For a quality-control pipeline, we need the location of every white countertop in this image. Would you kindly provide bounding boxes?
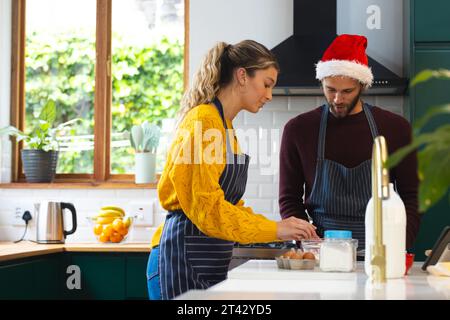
[177,260,450,300]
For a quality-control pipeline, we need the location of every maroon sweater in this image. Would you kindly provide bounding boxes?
[279,105,421,248]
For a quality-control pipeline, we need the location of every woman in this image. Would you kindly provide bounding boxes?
[147,40,318,300]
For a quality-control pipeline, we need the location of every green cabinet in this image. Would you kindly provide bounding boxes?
[64,252,149,300]
[126,256,148,299]
[0,260,35,299]
[33,255,64,299]
[410,1,450,261]
[67,253,126,300]
[0,253,63,299]
[0,252,149,300]
[413,49,450,119]
[415,0,450,42]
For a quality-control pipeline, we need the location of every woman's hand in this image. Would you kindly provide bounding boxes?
[276,216,319,241]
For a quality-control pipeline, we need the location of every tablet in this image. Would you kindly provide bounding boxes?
[421,226,450,271]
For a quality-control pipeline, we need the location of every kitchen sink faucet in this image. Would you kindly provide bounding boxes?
[370,136,389,284]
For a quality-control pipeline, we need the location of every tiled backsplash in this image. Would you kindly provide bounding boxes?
[0,188,164,243]
[0,96,404,242]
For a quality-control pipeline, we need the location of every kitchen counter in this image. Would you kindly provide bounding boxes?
[0,241,151,262]
[177,260,450,300]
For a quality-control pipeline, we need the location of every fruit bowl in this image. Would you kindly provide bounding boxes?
[87,206,135,244]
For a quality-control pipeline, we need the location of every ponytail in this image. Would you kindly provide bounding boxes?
[177,42,228,126]
[177,40,279,126]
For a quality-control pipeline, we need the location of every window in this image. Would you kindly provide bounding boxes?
[10,0,187,185]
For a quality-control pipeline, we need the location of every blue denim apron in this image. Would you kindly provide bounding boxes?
[308,103,379,250]
[157,98,250,300]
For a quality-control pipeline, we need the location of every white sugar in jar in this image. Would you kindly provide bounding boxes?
[319,230,358,272]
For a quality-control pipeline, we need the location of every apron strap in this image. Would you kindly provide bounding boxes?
[212,97,235,163]
[362,103,379,139]
[317,105,329,160]
[213,97,227,129]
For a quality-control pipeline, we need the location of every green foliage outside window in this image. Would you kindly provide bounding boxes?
[25,32,183,174]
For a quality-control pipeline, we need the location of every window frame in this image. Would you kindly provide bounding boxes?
[8,0,189,187]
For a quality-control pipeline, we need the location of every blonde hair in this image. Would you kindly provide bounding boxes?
[177,40,279,125]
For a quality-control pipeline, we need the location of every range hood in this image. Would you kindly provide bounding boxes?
[271,0,408,96]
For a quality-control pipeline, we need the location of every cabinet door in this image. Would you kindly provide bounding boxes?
[0,254,62,299]
[411,49,450,260]
[0,261,34,299]
[32,254,63,299]
[68,254,126,300]
[415,0,450,42]
[413,49,450,119]
[126,255,148,299]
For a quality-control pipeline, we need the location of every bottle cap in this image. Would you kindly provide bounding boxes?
[324,230,352,239]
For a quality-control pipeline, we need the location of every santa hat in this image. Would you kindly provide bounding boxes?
[315,34,373,89]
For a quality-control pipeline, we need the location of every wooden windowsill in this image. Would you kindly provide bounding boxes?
[0,181,158,189]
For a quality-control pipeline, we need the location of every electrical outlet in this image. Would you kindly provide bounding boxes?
[13,206,33,226]
[129,200,155,227]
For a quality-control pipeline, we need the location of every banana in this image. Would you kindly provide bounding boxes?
[97,209,124,218]
[123,217,132,228]
[101,206,125,216]
[96,216,117,225]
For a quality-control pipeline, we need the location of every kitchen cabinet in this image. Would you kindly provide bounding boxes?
[0,253,63,299]
[67,253,127,300]
[413,49,450,120]
[33,254,65,299]
[64,252,149,300]
[414,0,450,42]
[0,252,149,300]
[126,256,149,299]
[409,1,450,261]
[0,259,35,299]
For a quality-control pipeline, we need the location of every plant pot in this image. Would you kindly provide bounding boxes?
[21,150,58,183]
[135,152,156,184]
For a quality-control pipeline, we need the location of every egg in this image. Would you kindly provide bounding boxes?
[282,250,296,258]
[291,251,304,259]
[303,252,316,260]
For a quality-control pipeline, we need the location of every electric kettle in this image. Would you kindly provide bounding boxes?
[35,201,77,243]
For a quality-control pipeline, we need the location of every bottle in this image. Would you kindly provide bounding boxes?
[365,183,406,278]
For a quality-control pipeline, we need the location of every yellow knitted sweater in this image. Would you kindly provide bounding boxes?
[151,103,277,247]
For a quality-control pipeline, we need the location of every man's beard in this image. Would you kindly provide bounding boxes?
[328,90,362,118]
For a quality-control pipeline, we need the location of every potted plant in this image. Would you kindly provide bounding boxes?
[130,121,161,184]
[0,100,81,183]
[386,69,450,212]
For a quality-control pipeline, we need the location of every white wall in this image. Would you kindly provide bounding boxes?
[337,0,404,76]
[189,0,293,81]
[0,188,162,243]
[0,0,405,242]
[190,0,405,80]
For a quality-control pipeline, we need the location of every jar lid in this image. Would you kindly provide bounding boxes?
[324,230,352,239]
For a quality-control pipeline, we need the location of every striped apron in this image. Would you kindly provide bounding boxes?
[308,103,379,250]
[159,98,250,300]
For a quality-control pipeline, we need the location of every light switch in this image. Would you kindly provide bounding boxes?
[129,200,155,226]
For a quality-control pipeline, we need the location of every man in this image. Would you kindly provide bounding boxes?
[279,34,420,250]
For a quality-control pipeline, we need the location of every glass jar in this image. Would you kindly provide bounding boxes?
[319,230,358,272]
